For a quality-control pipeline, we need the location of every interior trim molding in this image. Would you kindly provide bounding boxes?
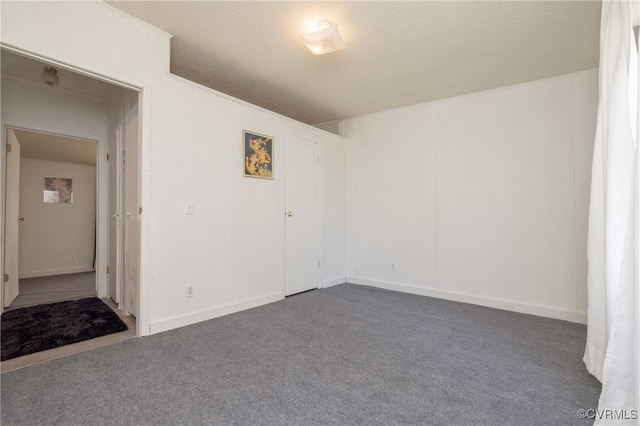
[322,276,346,288]
[149,291,284,334]
[347,276,587,324]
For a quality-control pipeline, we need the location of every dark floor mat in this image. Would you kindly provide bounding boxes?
[1,297,127,361]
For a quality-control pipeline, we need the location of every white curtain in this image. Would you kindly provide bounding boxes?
[584,0,640,423]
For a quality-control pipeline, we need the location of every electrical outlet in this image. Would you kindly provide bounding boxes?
[391,263,396,272]
[185,285,195,298]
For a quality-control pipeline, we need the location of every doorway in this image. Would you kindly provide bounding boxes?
[3,128,98,309]
[284,134,321,296]
[1,49,142,347]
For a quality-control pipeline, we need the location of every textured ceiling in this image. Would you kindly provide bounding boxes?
[14,129,97,166]
[110,1,600,125]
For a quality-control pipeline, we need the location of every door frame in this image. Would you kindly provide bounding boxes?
[0,122,103,311]
[283,132,322,296]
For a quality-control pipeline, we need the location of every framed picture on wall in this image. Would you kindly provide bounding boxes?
[243,130,273,180]
[44,177,73,203]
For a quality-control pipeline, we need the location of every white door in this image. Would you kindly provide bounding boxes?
[123,107,139,316]
[107,126,122,303]
[285,134,320,296]
[3,130,21,307]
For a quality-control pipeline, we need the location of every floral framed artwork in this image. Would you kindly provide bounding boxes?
[243,130,273,179]
[44,177,73,204]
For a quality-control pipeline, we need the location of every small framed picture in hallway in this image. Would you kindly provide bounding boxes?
[243,130,273,180]
[44,177,73,204]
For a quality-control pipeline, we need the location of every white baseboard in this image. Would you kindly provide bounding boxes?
[149,291,284,334]
[347,276,587,324]
[322,276,346,288]
[19,266,95,279]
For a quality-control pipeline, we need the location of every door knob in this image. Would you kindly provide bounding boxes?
[287,211,293,217]
[18,216,26,222]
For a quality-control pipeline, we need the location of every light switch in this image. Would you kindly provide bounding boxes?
[185,202,194,215]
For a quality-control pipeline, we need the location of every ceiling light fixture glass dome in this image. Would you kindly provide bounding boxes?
[299,20,345,55]
[40,66,60,86]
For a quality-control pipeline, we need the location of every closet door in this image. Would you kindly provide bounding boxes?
[284,134,320,296]
[123,106,139,316]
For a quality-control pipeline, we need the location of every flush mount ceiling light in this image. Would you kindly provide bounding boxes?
[299,20,345,55]
[40,66,60,86]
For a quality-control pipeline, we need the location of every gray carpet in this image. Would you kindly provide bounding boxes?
[9,272,96,310]
[1,284,600,425]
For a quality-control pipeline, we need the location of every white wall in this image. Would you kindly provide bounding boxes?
[1,1,346,334]
[344,70,598,323]
[1,74,105,139]
[148,76,346,332]
[18,158,96,278]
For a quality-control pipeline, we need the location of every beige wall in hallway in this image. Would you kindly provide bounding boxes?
[19,158,97,278]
